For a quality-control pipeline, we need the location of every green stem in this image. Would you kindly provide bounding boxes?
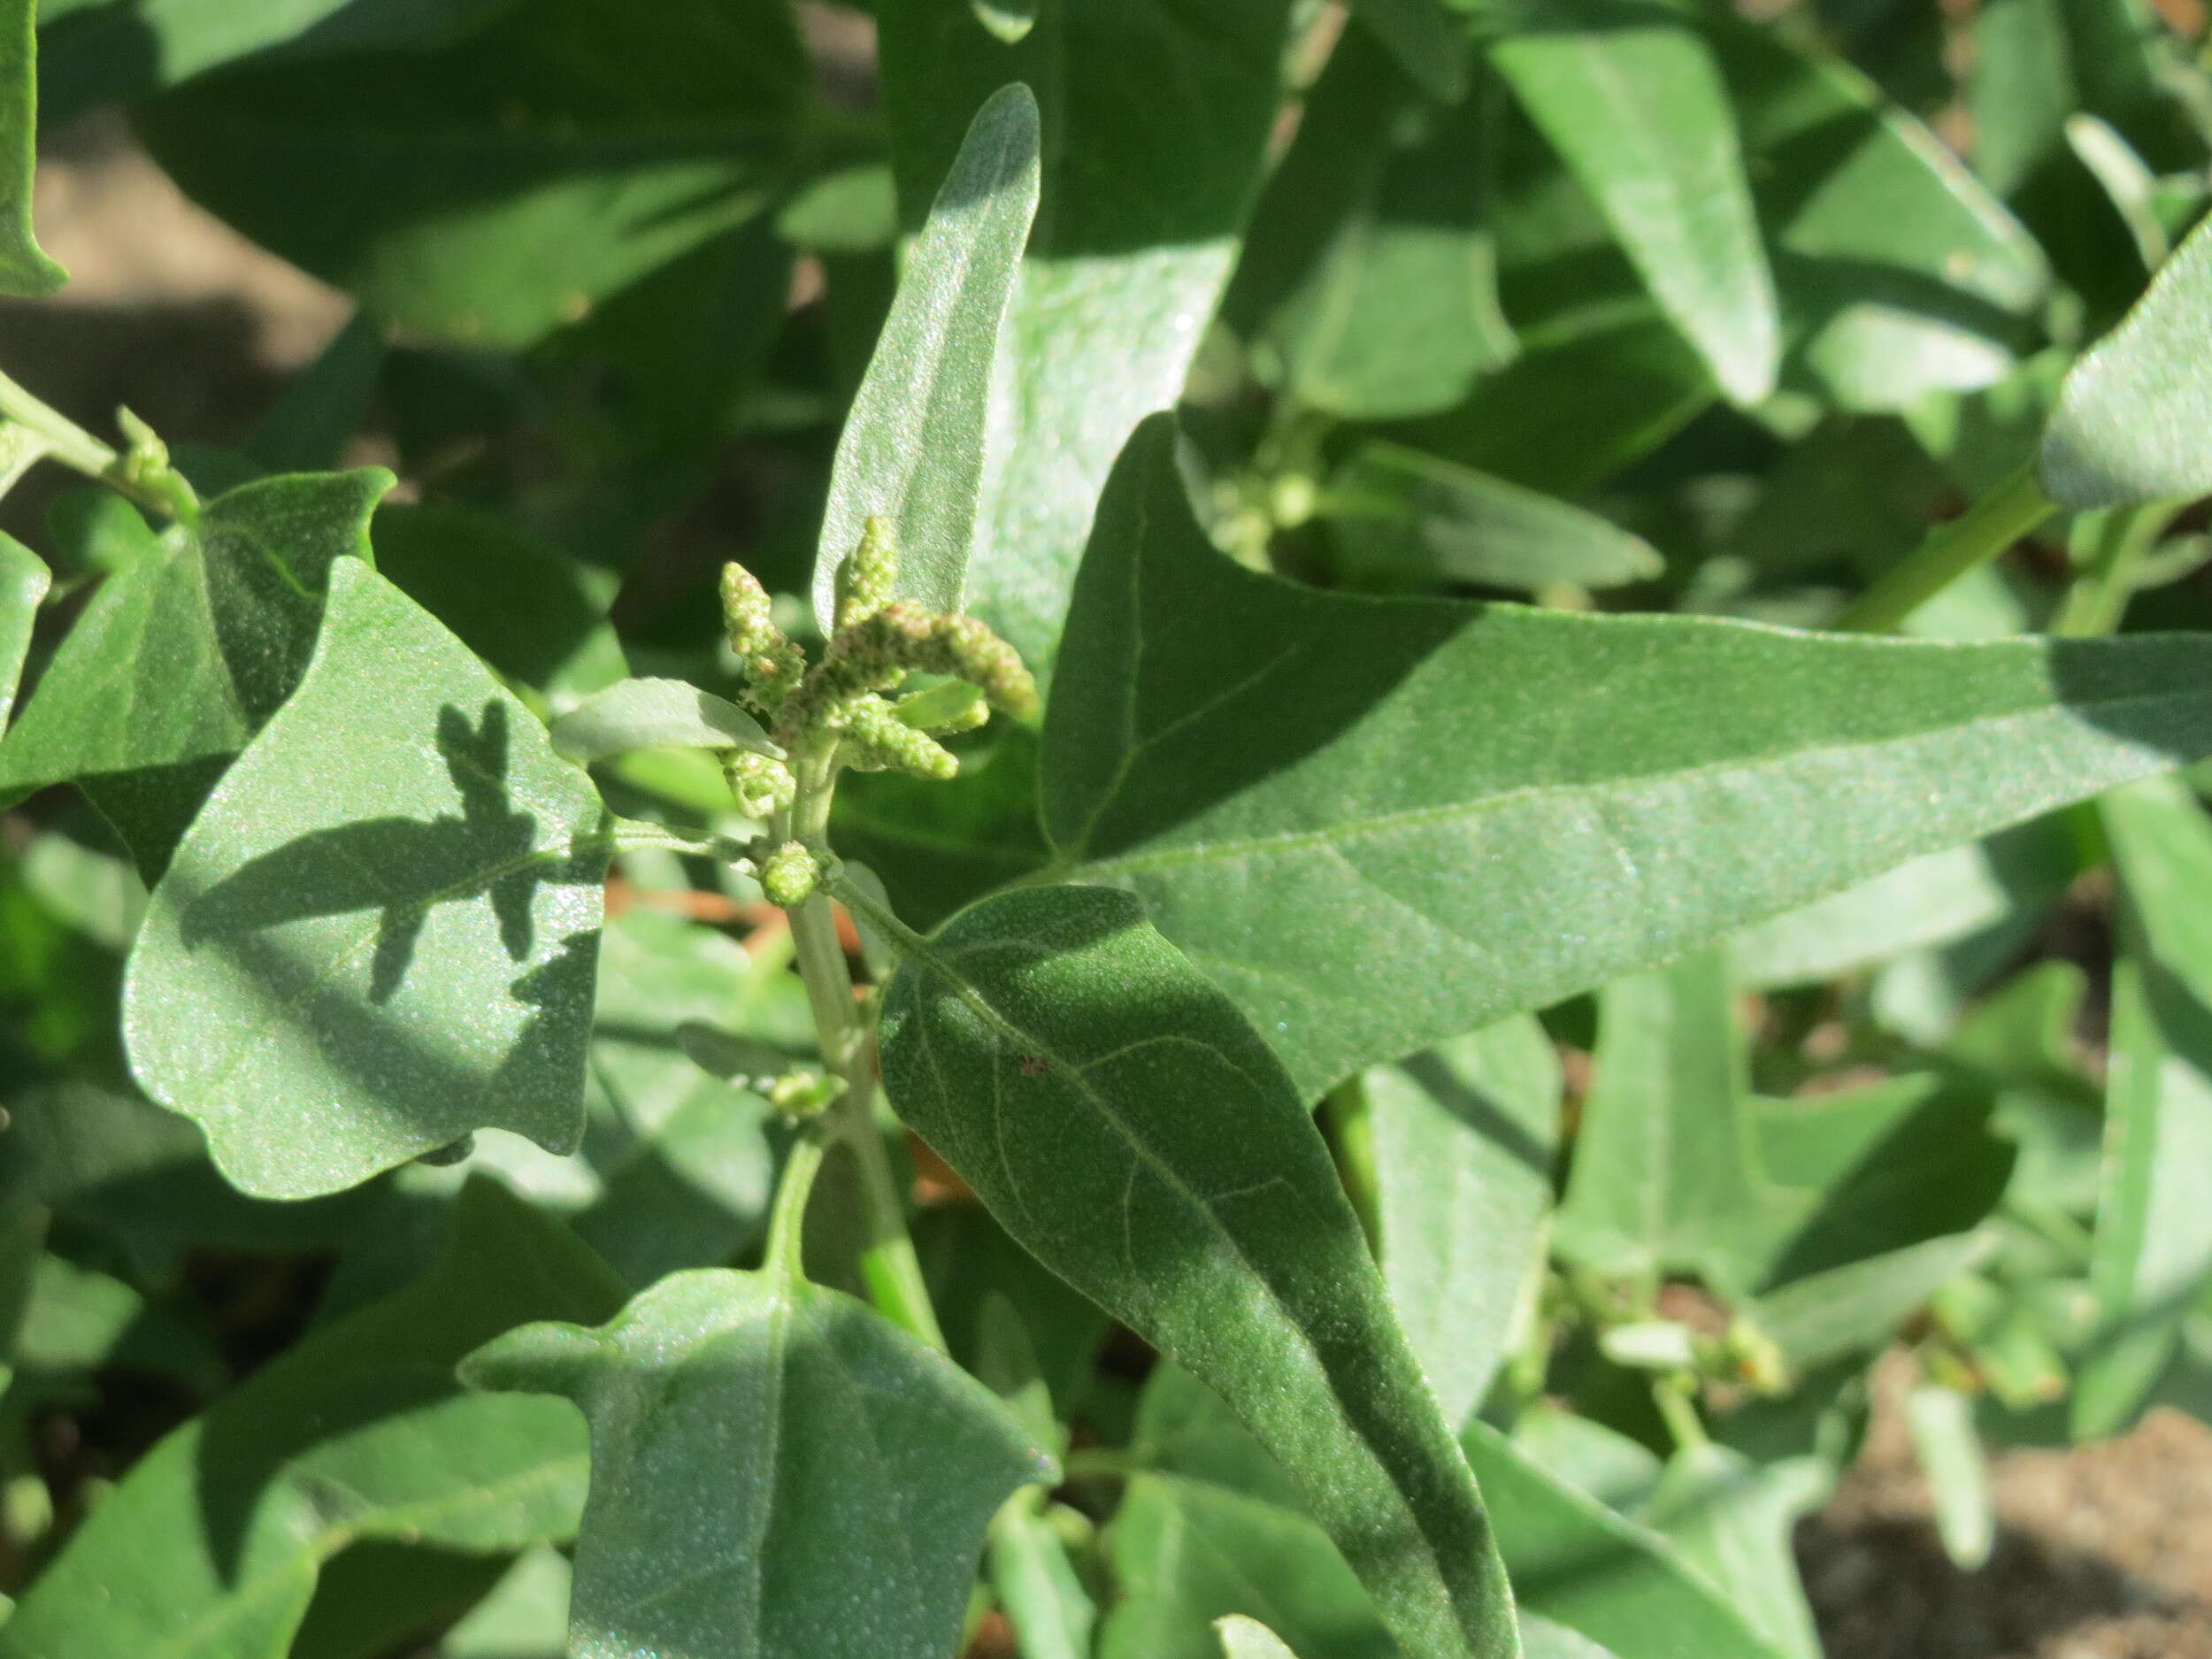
[2052,503,2176,638]
[763,1125,830,1281]
[779,741,948,1351]
[0,367,197,522]
[1835,461,2055,634]
[1651,1376,1710,1452]
[1320,1078,1382,1255]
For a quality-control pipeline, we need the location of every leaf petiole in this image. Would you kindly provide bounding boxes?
[1834,460,2055,633]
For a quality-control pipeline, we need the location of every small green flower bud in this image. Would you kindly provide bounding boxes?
[760,840,821,909]
[766,1069,847,1119]
[892,679,989,735]
[723,750,796,818]
[838,694,958,780]
[720,562,809,715]
[834,514,901,631]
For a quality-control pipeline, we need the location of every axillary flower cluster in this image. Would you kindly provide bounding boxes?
[718,514,1039,910]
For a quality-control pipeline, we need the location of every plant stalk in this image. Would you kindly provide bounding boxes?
[1835,461,2055,634]
[0,365,197,521]
[763,1124,830,1281]
[2052,503,2177,637]
[779,741,948,1350]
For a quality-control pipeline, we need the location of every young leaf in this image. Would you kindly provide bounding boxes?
[1461,1420,1785,1659]
[872,0,1294,672]
[877,884,1520,1659]
[992,1500,1097,1659]
[462,1267,1053,1659]
[0,1179,626,1659]
[550,678,774,765]
[0,534,46,728]
[1481,0,1779,404]
[124,559,609,1199]
[1363,1017,1561,1426]
[1225,26,1512,421]
[2078,775,2212,1432]
[0,0,62,296]
[2040,213,2212,508]
[136,0,806,348]
[1045,414,2212,1098]
[1218,1616,1304,1659]
[810,83,1041,631]
[1326,442,1662,593]
[1554,951,1762,1290]
[0,469,392,876]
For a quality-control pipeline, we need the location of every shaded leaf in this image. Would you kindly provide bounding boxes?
[810,83,1041,629]
[550,678,773,764]
[878,883,1519,1659]
[136,0,805,347]
[2041,213,2212,508]
[0,533,46,729]
[463,1266,1052,1659]
[2077,775,2212,1431]
[992,1499,1096,1659]
[1328,441,1662,593]
[0,1179,625,1659]
[1481,0,1778,404]
[1227,26,1510,420]
[124,559,608,1198]
[0,470,391,875]
[1463,1418,1785,1659]
[1363,1017,1561,1425]
[873,0,1294,673]
[1642,1448,1826,1659]
[1044,413,2212,1097]
[0,0,61,296]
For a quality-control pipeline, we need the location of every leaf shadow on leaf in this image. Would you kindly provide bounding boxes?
[1393,1050,1555,1181]
[1772,250,2034,356]
[180,701,545,1002]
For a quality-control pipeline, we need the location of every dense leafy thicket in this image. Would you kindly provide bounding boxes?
[4,1,2212,1655]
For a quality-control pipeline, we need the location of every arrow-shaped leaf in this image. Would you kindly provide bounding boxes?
[463,1267,1053,1659]
[877,883,1520,1659]
[1044,413,2212,1097]
[124,558,609,1198]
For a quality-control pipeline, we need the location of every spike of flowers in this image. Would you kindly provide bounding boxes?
[720,561,810,715]
[838,695,959,780]
[834,514,901,632]
[759,840,822,910]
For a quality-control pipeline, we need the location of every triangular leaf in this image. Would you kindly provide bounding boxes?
[1045,413,2212,1097]
[463,1267,1052,1659]
[877,884,1520,1659]
[811,83,1041,629]
[124,558,609,1198]
[0,469,392,874]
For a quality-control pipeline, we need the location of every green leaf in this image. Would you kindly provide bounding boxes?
[810,83,1041,630]
[1326,441,1663,593]
[249,311,387,475]
[2040,214,2212,508]
[438,1545,570,1659]
[36,0,522,123]
[1554,951,1760,1289]
[873,0,1294,673]
[0,470,391,876]
[1226,26,1512,420]
[1710,12,2047,412]
[462,1267,1053,1659]
[123,558,609,1199]
[1641,1448,1826,1659]
[549,678,773,765]
[372,503,626,698]
[0,1179,626,1659]
[991,1499,1097,1659]
[1461,1419,1785,1659]
[1752,1233,1990,1371]
[1362,1017,1561,1426]
[135,0,805,348]
[877,884,1520,1659]
[1044,413,2212,1098]
[0,0,62,296]
[1348,0,1471,102]
[1481,0,1779,405]
[1217,1616,1303,1659]
[2078,775,2212,1431]
[0,533,46,729]
[1903,1382,1994,1570]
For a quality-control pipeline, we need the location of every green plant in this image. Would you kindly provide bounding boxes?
[5,1,2212,1655]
